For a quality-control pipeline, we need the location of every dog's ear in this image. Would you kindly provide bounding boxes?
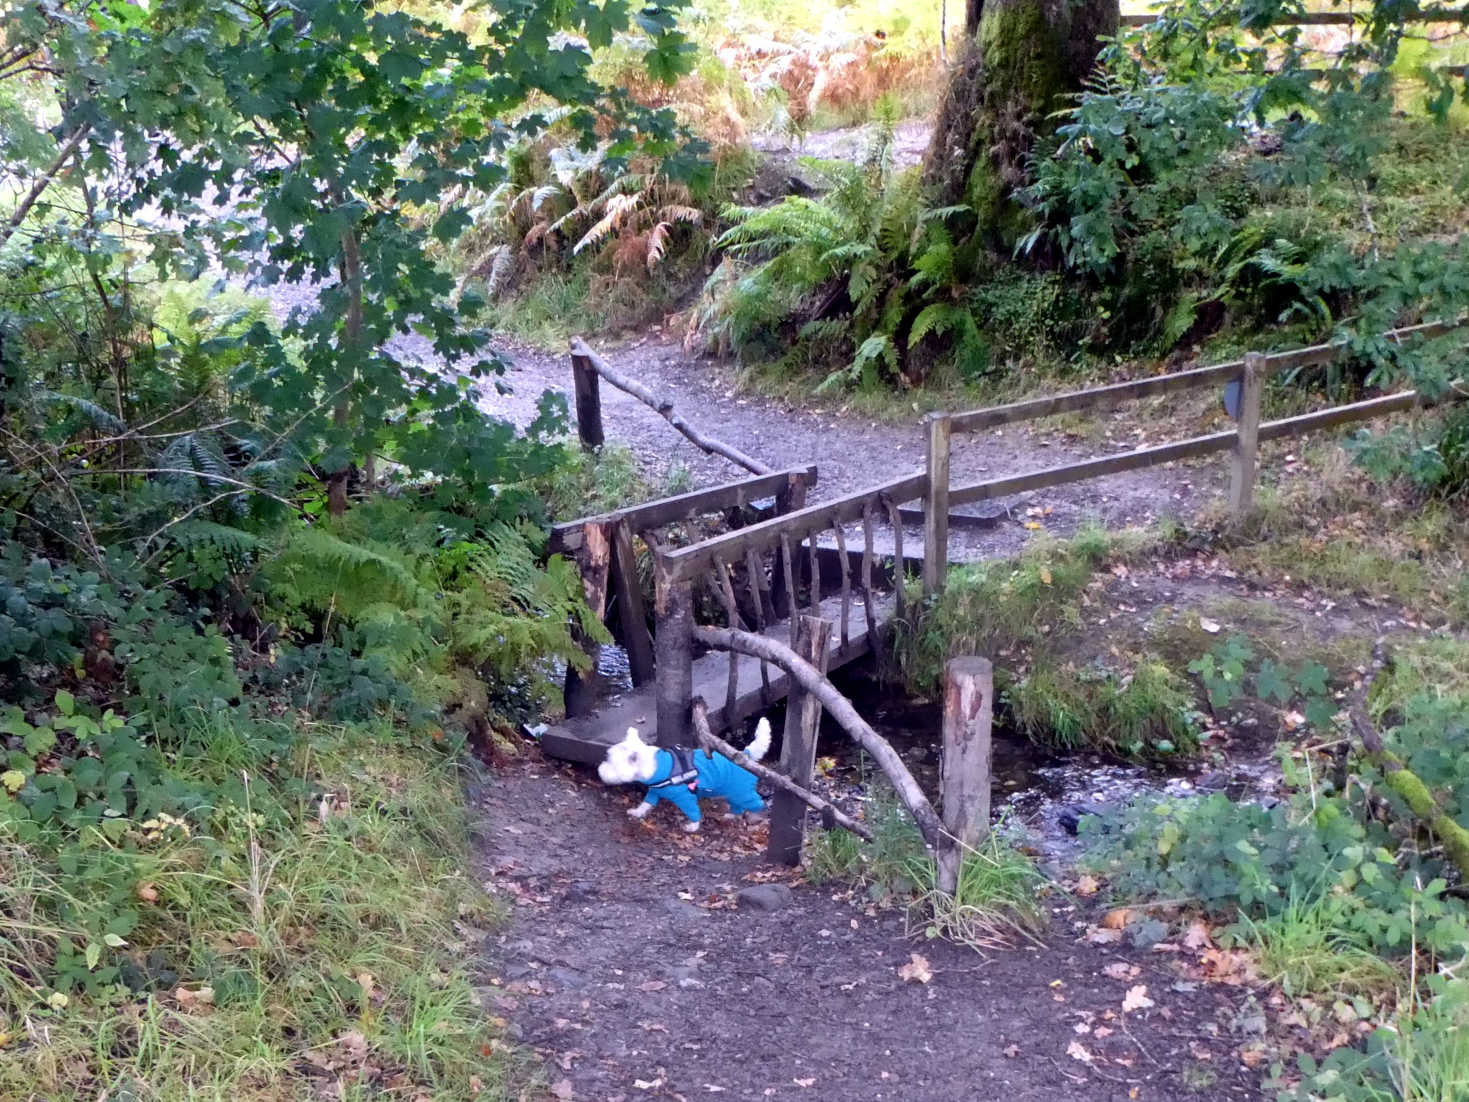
[625,726,647,745]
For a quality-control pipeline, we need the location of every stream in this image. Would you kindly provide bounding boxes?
[566,645,1284,868]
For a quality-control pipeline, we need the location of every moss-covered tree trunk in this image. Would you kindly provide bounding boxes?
[924,0,1119,245]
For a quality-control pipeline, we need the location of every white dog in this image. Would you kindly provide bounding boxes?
[597,720,772,833]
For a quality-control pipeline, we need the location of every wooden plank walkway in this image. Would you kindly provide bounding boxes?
[539,592,896,764]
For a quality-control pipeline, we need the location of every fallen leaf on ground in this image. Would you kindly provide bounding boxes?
[1101,908,1134,930]
[1102,962,1140,981]
[1182,921,1214,950]
[1075,874,1100,896]
[637,980,666,992]
[1003,1044,1020,1058]
[898,952,933,984]
[1067,1041,1094,1065]
[1199,617,1222,633]
[1085,926,1123,945]
[1122,985,1155,1013]
[793,1078,816,1087]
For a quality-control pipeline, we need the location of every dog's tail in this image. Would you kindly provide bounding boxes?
[745,717,772,762]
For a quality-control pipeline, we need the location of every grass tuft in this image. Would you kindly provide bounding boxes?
[0,724,521,1102]
[805,783,1046,954]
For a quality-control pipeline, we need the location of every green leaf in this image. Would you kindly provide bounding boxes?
[55,689,75,716]
[1254,659,1291,704]
[85,942,102,971]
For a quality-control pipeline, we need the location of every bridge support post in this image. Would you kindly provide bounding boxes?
[1229,351,1264,518]
[769,472,809,618]
[653,568,694,748]
[937,656,992,898]
[766,616,833,866]
[923,414,952,599]
[571,345,604,451]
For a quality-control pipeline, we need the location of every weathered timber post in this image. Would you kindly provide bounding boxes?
[571,344,604,451]
[1229,351,1264,518]
[923,414,952,598]
[767,616,834,866]
[653,558,694,748]
[770,470,810,618]
[936,656,993,897]
[609,518,656,687]
[565,520,611,717]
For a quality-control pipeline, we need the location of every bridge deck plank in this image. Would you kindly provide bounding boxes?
[538,593,897,765]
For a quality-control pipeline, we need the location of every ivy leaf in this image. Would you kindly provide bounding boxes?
[55,689,75,716]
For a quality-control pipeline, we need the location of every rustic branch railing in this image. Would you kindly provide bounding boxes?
[919,318,1469,594]
[649,474,923,747]
[570,336,772,475]
[553,465,815,705]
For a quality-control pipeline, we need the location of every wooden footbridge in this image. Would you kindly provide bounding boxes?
[539,320,1468,765]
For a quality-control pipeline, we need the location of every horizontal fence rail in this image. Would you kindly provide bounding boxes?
[944,318,1468,435]
[550,465,816,554]
[922,317,1469,593]
[1119,8,1468,25]
[659,473,926,584]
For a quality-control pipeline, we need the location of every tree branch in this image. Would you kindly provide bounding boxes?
[691,700,874,842]
[0,124,91,249]
[1349,640,1469,879]
[569,336,773,476]
[693,623,943,848]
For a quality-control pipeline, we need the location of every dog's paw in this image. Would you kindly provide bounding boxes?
[682,819,701,833]
[627,802,653,820]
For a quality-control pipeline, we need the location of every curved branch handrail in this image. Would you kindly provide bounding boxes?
[693,623,943,849]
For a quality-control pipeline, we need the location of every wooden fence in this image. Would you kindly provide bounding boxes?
[919,317,1469,593]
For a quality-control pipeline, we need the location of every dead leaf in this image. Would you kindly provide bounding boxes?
[1003,1044,1020,1058]
[793,1078,816,1088]
[1122,985,1155,1013]
[1199,617,1222,633]
[135,882,158,904]
[637,980,667,992]
[897,952,933,984]
[1066,1041,1094,1065]
[550,1079,574,1100]
[1101,908,1134,930]
[1075,874,1100,896]
[1182,921,1214,950]
[1240,1048,1266,1069]
[1102,962,1140,982]
[173,985,215,1010]
[1085,926,1123,945]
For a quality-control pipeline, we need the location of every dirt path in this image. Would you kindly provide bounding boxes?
[486,336,1221,561]
[477,753,1262,1102]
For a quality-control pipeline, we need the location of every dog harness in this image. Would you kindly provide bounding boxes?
[647,747,699,792]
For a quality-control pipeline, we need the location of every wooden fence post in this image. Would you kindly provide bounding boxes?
[564,521,611,718]
[1229,351,1264,518]
[923,414,952,599]
[653,561,694,748]
[609,518,656,687]
[571,346,604,451]
[936,656,992,898]
[766,616,833,866]
[770,471,809,618]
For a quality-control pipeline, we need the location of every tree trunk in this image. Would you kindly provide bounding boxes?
[924,0,1118,246]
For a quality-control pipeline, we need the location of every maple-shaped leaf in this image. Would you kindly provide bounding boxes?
[1254,659,1292,704]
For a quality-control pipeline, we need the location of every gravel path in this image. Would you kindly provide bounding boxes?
[484,335,1223,561]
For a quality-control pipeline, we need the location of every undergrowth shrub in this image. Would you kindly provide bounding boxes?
[1006,660,1199,758]
[1086,686,1469,1101]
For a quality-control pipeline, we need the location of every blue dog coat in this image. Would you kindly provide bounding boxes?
[642,747,765,824]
